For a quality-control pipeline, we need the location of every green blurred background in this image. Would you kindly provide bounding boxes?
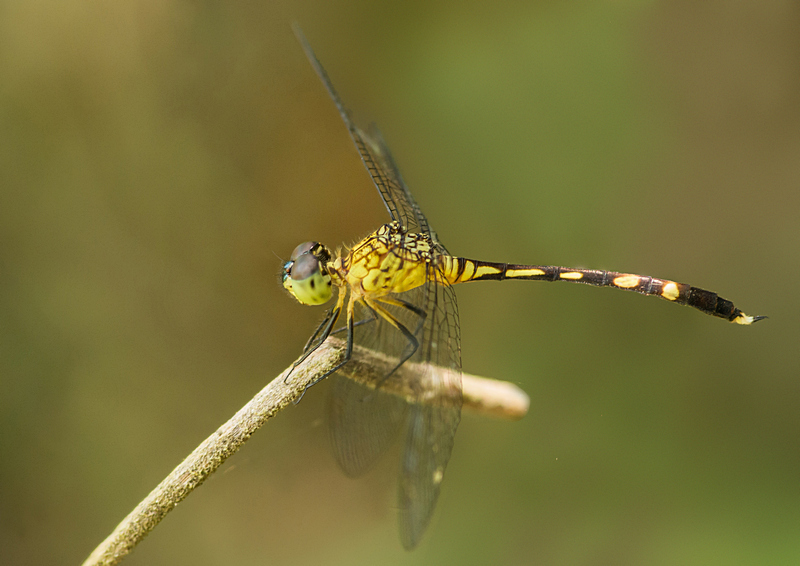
[2,1,798,565]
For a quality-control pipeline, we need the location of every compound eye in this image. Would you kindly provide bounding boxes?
[290,253,320,281]
[290,241,318,261]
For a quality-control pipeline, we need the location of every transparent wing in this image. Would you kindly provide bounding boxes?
[294,25,441,241]
[397,262,462,550]
[362,126,454,256]
[328,373,407,477]
[361,124,431,238]
[326,260,462,548]
[327,292,423,477]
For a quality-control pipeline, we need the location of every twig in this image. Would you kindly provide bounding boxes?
[81,337,529,566]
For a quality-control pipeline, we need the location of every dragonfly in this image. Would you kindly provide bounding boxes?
[282,26,765,550]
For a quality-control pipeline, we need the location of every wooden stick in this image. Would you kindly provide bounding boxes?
[81,338,529,566]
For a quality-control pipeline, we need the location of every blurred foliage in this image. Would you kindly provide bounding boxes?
[1,1,799,565]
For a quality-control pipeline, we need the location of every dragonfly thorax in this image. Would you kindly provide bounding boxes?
[341,222,436,298]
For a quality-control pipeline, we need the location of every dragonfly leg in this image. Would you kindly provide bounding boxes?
[364,297,420,386]
[377,295,427,336]
[329,307,379,336]
[296,296,357,402]
[303,307,337,352]
[287,289,349,387]
[286,306,341,385]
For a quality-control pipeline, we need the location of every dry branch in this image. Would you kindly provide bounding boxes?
[81,337,529,566]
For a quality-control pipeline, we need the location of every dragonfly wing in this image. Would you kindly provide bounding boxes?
[362,123,431,237]
[399,402,460,549]
[328,275,462,548]
[293,26,414,230]
[328,373,407,477]
[361,126,455,256]
[294,25,439,238]
[397,265,462,549]
[327,298,413,478]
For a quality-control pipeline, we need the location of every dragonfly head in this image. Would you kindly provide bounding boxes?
[282,241,333,306]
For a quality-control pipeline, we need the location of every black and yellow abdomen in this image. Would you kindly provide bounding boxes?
[438,257,763,325]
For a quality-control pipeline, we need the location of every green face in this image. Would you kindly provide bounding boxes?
[282,241,333,306]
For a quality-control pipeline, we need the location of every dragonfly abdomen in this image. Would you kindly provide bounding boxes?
[440,257,764,325]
